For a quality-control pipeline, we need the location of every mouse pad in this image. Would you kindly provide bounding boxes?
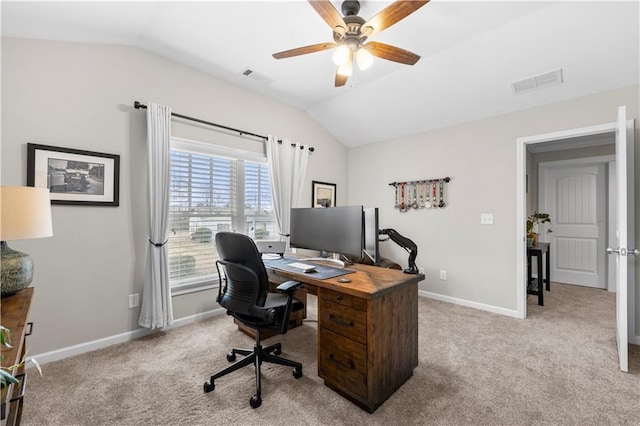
[263,258,355,280]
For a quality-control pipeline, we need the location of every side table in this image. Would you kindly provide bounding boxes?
[527,242,550,306]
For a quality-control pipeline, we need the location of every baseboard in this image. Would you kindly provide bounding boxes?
[31,308,226,366]
[418,290,520,318]
[29,298,635,366]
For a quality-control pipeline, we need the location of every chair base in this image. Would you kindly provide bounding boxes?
[204,334,302,409]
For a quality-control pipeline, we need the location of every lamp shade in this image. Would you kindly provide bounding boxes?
[337,61,353,77]
[356,47,374,70]
[1,186,53,241]
[332,44,351,66]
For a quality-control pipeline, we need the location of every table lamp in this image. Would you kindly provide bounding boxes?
[1,186,53,297]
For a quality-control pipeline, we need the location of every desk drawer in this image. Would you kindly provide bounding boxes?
[318,328,367,400]
[319,299,367,344]
[319,288,367,311]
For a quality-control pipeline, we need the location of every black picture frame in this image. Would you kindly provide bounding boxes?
[312,180,336,208]
[27,143,120,206]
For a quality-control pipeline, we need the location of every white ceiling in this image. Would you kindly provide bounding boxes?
[2,1,639,147]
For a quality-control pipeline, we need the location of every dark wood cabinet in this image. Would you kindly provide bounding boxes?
[1,287,34,426]
[266,262,420,413]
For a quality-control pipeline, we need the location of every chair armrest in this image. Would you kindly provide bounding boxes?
[276,280,303,294]
[276,280,303,334]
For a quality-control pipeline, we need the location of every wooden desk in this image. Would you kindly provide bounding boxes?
[266,261,422,413]
[1,288,34,426]
[527,242,551,306]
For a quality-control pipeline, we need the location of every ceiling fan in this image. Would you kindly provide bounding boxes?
[272,0,429,87]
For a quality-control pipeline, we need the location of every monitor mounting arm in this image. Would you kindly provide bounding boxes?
[379,228,419,274]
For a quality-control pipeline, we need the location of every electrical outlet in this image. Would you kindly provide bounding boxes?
[418,267,425,275]
[128,293,140,309]
[439,270,447,280]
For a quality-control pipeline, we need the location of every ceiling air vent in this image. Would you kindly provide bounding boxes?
[240,68,273,85]
[511,68,563,94]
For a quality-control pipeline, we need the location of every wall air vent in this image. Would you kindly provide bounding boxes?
[511,68,563,94]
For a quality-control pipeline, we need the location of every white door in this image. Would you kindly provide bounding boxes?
[609,105,635,373]
[540,163,606,288]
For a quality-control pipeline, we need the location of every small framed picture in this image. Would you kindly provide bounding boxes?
[27,143,120,206]
[312,181,336,208]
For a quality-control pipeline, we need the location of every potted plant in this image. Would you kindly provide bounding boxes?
[527,211,551,247]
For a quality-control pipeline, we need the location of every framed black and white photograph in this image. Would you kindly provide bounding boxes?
[312,180,336,208]
[27,143,120,206]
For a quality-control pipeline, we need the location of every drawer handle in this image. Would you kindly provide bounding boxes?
[9,372,27,403]
[328,314,354,327]
[328,353,354,370]
[335,295,343,301]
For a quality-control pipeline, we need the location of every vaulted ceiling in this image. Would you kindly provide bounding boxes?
[2,1,639,147]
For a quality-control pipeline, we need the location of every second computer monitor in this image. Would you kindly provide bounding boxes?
[363,207,380,265]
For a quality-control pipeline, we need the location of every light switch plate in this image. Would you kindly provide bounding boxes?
[480,213,494,225]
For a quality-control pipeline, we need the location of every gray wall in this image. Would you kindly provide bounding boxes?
[1,38,348,355]
[346,86,639,330]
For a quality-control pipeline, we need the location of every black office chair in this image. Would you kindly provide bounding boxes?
[203,232,304,409]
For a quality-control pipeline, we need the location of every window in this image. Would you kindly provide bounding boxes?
[168,138,275,291]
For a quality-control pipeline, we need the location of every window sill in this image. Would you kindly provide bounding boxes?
[171,281,218,297]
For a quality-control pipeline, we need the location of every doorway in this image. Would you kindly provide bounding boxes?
[516,108,635,373]
[516,122,621,320]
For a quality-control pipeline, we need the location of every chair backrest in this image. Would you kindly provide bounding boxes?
[215,232,269,316]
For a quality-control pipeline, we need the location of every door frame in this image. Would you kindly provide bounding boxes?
[538,156,613,288]
[516,122,618,319]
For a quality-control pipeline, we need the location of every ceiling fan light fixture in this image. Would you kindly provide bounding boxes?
[356,47,373,70]
[337,61,353,77]
[273,0,429,87]
[332,44,351,66]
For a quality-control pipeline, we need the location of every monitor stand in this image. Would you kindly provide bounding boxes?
[301,253,345,268]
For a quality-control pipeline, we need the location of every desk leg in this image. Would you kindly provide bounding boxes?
[545,246,551,291]
[537,253,543,306]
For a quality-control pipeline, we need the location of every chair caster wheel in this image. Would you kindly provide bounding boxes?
[227,352,236,362]
[273,347,282,356]
[293,367,303,379]
[203,381,215,393]
[250,394,262,408]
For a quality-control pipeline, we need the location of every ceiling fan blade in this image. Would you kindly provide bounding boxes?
[273,42,337,59]
[361,0,430,38]
[309,0,347,36]
[335,68,348,87]
[365,41,421,65]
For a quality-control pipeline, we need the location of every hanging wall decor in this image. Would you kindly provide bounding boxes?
[27,143,120,206]
[312,181,336,208]
[389,177,450,212]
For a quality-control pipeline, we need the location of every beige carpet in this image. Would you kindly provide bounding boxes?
[23,283,639,425]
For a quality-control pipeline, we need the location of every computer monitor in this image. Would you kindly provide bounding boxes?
[289,206,364,258]
[363,207,380,265]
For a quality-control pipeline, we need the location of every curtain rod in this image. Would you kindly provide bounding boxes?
[133,101,314,152]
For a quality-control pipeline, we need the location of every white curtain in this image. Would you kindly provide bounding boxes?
[266,136,310,242]
[139,102,174,329]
